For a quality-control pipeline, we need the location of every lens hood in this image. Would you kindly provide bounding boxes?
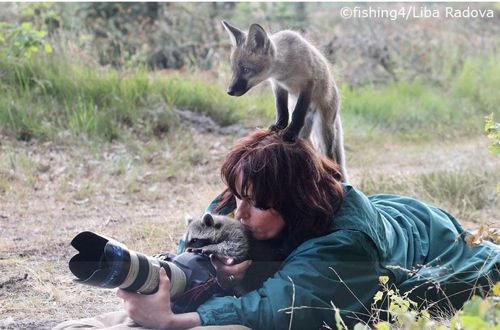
[68,231,221,308]
[69,231,130,288]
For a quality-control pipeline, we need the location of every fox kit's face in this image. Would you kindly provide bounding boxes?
[222,21,273,97]
[185,213,241,250]
[228,49,272,96]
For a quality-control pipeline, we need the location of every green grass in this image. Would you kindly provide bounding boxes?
[154,73,274,127]
[343,82,479,140]
[0,53,276,142]
[0,51,498,143]
[341,54,500,141]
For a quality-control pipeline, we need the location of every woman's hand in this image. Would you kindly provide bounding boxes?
[117,267,173,329]
[117,267,200,330]
[210,255,252,290]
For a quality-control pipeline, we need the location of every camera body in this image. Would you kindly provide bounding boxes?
[69,231,221,312]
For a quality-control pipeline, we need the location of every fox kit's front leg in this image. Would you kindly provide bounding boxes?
[281,90,312,142]
[269,85,289,132]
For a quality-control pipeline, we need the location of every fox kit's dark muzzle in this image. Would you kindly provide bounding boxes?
[227,78,248,96]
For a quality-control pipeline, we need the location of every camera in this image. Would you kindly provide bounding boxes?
[69,231,220,310]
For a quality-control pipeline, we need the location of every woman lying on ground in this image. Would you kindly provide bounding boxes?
[55,129,499,330]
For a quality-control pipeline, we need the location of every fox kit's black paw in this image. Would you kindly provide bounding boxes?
[280,128,298,142]
[269,123,286,132]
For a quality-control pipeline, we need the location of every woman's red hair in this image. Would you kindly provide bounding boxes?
[216,129,344,248]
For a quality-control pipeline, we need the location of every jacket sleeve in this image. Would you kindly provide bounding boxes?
[196,230,385,329]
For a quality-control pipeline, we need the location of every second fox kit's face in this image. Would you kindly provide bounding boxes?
[185,213,243,249]
[222,21,273,97]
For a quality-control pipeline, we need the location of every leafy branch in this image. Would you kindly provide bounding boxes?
[484,113,500,155]
[0,21,53,60]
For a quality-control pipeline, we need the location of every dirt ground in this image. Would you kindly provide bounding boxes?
[0,115,499,329]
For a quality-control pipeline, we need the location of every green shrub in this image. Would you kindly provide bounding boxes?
[349,278,499,330]
[0,21,53,60]
[452,57,500,115]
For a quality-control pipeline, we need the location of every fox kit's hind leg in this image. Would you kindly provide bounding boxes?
[298,111,314,139]
[315,108,336,160]
[314,101,348,182]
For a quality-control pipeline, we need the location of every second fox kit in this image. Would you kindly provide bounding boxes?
[185,213,249,263]
[222,20,347,180]
[184,213,283,293]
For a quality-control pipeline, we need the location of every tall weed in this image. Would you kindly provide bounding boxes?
[451,56,500,114]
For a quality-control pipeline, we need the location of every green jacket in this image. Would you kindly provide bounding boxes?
[196,185,499,329]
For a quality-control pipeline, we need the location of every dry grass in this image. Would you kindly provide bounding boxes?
[0,122,235,329]
[0,122,499,329]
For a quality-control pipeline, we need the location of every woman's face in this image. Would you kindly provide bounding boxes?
[233,175,285,240]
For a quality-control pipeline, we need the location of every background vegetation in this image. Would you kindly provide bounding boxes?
[0,3,498,329]
[0,2,498,143]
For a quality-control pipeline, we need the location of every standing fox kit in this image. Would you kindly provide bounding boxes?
[222,20,347,180]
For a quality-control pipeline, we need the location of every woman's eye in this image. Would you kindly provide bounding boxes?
[251,201,269,211]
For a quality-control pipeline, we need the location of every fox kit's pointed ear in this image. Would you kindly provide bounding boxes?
[247,23,270,53]
[221,20,245,47]
[202,213,215,226]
